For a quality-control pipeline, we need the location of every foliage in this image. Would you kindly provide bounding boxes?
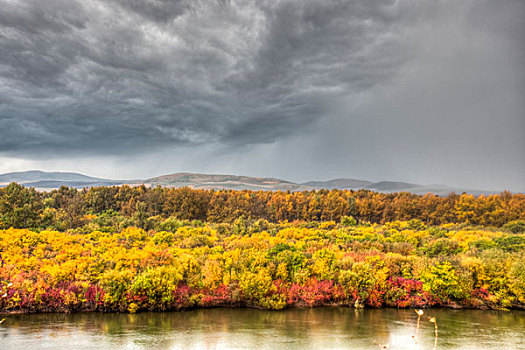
[1,184,524,231]
[503,220,525,234]
[0,220,523,313]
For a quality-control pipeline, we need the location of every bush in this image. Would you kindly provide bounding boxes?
[341,216,357,227]
[495,235,525,252]
[153,231,175,245]
[420,262,470,301]
[130,265,183,310]
[504,220,525,234]
[422,238,462,257]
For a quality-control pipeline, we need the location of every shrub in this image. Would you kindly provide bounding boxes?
[420,262,470,301]
[341,216,357,227]
[130,265,184,310]
[422,238,462,257]
[503,220,525,234]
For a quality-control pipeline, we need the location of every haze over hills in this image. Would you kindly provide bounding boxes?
[302,179,374,190]
[0,170,104,183]
[368,181,420,191]
[0,170,507,196]
[0,170,127,189]
[146,173,298,191]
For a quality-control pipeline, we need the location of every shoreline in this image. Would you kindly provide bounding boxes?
[3,302,524,316]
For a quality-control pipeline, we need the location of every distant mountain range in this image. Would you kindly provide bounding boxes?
[0,170,506,196]
[0,171,127,189]
[302,178,374,189]
[146,172,298,191]
[0,170,104,183]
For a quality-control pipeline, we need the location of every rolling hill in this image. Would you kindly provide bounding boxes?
[301,178,373,189]
[0,170,127,189]
[0,170,104,183]
[0,170,504,195]
[145,172,300,191]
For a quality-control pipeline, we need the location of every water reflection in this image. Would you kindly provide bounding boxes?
[1,308,524,349]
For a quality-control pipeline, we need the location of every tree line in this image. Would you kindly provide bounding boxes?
[0,183,524,230]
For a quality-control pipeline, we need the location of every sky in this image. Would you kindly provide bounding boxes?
[0,0,524,191]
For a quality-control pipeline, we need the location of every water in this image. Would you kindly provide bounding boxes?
[1,308,524,349]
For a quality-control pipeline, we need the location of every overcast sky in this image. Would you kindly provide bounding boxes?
[0,0,524,191]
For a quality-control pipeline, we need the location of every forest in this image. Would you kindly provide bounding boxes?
[0,183,524,314]
[0,183,524,230]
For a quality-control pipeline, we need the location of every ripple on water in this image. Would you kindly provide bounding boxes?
[1,308,524,350]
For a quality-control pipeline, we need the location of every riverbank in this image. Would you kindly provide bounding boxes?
[2,297,523,316]
[1,221,524,314]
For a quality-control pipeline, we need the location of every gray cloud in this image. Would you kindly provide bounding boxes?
[0,0,524,191]
[0,0,414,154]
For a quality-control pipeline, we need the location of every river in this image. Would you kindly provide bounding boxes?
[1,308,524,349]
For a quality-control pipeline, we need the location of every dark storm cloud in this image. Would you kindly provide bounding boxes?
[0,0,414,155]
[1,0,524,191]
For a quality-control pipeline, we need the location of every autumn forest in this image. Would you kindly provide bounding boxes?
[0,184,524,314]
